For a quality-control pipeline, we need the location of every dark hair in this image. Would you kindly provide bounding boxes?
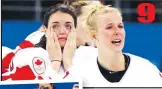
[34,35,46,49]
[43,3,77,28]
[35,4,77,49]
[38,83,56,89]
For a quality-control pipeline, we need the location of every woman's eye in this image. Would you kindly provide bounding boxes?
[52,25,58,29]
[106,26,112,29]
[118,25,124,28]
[66,25,72,29]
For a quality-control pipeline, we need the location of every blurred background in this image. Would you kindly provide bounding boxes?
[2,0,162,71]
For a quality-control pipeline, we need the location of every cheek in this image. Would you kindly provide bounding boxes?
[66,30,71,37]
[121,29,126,40]
[103,32,111,44]
[67,30,71,34]
[55,32,60,38]
[55,30,60,35]
[98,30,111,44]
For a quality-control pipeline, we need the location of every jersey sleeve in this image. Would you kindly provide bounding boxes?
[147,61,162,85]
[2,48,61,81]
[2,31,44,75]
[138,57,162,86]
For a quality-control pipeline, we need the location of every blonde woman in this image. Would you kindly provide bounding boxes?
[68,4,162,87]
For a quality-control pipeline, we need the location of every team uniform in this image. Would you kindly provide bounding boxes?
[2,46,81,81]
[2,47,62,81]
[2,31,44,77]
[3,38,162,86]
[67,46,162,87]
[2,30,81,81]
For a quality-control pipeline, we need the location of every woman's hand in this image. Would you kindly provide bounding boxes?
[63,28,76,71]
[46,26,62,72]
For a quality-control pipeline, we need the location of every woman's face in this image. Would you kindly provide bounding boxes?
[72,84,79,89]
[47,11,75,47]
[38,83,53,89]
[96,11,125,52]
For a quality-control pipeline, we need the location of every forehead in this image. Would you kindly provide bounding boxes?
[39,83,51,86]
[48,11,74,24]
[97,11,123,24]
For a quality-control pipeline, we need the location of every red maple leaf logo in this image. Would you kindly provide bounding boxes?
[35,59,42,65]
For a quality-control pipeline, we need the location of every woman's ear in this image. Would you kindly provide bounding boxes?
[90,30,98,47]
[90,30,97,40]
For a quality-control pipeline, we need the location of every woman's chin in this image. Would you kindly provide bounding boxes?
[112,46,123,53]
[59,41,66,47]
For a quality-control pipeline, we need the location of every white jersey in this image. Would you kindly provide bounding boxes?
[68,46,162,87]
[2,47,62,81]
[1,31,82,81]
[2,46,81,81]
[2,31,44,75]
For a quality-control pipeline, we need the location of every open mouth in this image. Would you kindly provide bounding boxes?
[111,40,122,46]
[58,37,67,42]
[112,40,121,43]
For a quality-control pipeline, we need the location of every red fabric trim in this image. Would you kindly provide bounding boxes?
[19,40,34,49]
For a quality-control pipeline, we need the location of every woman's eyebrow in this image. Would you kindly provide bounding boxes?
[52,21,59,24]
[65,22,72,24]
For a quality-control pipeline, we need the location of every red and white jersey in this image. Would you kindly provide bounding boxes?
[2,47,62,81]
[2,46,82,81]
[2,46,13,59]
[2,31,44,75]
[67,46,162,87]
[2,31,83,81]
[2,46,13,77]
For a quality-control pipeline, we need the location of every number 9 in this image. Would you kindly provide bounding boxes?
[137,3,155,23]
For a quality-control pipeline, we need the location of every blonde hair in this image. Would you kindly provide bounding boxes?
[71,1,101,16]
[70,0,103,46]
[71,0,102,36]
[84,4,122,37]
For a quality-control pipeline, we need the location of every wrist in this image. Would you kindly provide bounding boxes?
[50,57,62,62]
[51,60,62,62]
[50,61,61,73]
